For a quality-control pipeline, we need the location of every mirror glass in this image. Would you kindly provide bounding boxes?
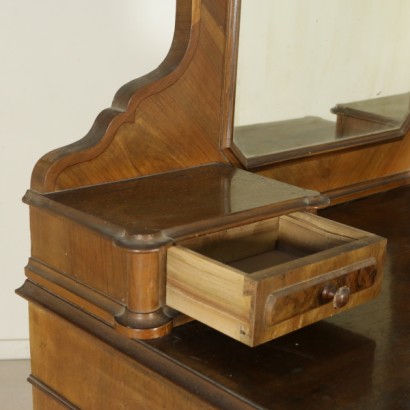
[233,0,410,167]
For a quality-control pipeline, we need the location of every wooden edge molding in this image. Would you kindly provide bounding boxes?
[22,258,123,325]
[23,178,329,250]
[31,0,202,193]
[22,256,175,340]
[29,375,80,410]
[263,257,377,326]
[114,309,173,340]
[220,0,241,149]
[326,171,410,205]
[23,189,174,251]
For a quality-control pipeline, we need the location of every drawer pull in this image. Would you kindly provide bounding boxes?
[322,284,351,308]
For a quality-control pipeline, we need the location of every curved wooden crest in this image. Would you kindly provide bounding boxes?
[31,0,239,193]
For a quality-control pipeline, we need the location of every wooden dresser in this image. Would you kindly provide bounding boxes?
[17,1,409,408]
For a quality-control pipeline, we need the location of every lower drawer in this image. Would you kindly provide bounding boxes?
[166,212,386,346]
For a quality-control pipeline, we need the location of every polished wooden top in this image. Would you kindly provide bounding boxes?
[233,93,410,169]
[24,164,327,248]
[332,92,410,126]
[233,116,336,167]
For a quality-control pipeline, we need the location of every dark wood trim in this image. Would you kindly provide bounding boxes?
[325,171,410,205]
[24,258,124,325]
[24,164,329,250]
[23,189,173,250]
[29,375,80,410]
[220,0,241,150]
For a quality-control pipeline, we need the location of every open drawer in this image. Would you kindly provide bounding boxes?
[166,212,386,346]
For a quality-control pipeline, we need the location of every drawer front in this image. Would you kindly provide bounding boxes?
[264,258,377,326]
[166,212,386,347]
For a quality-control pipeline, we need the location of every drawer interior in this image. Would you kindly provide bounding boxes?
[179,212,365,275]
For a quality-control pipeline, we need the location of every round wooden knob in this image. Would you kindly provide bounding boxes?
[322,284,351,308]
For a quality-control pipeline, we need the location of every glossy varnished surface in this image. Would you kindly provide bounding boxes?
[233,116,337,167]
[27,164,325,242]
[233,94,410,168]
[143,186,410,409]
[333,92,410,127]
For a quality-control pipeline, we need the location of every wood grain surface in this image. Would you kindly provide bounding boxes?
[20,186,410,409]
[31,0,231,193]
[167,212,385,346]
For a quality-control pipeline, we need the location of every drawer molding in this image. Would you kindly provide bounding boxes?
[264,257,377,326]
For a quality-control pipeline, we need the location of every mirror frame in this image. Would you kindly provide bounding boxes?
[221,0,410,168]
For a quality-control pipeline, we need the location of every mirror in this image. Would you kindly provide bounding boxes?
[232,0,410,167]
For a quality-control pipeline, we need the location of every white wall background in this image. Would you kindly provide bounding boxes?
[236,0,410,125]
[0,0,175,359]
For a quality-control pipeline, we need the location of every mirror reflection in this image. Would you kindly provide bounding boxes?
[233,0,410,167]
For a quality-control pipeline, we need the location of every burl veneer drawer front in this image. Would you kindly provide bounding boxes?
[166,212,386,346]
